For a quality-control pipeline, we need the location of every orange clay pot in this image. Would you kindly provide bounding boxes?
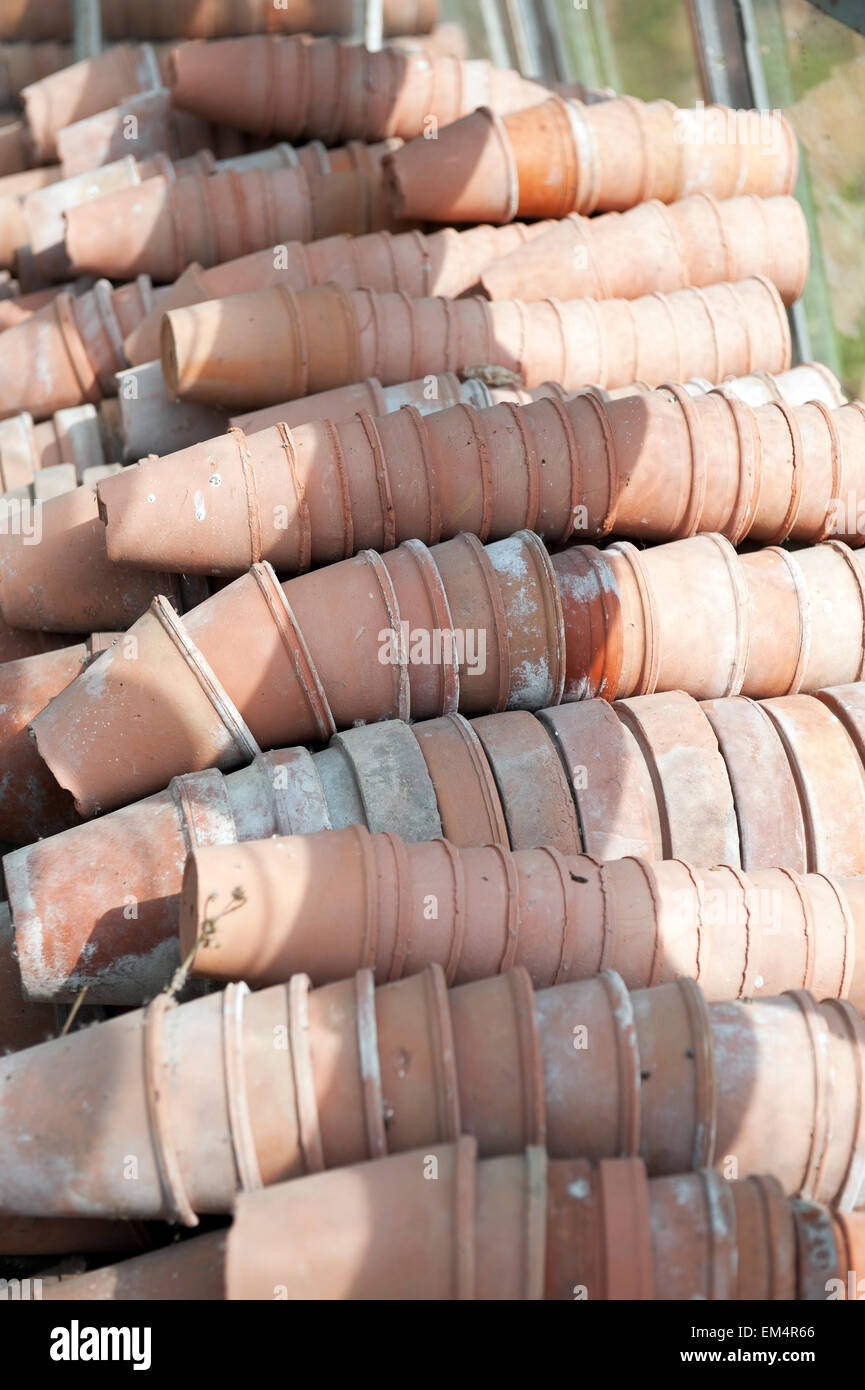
[159,276,791,409]
[19,685,865,1003]
[0,2,440,41]
[28,530,563,811]
[169,35,546,142]
[22,42,164,162]
[478,193,808,306]
[181,825,864,1011]
[0,482,189,633]
[0,403,107,491]
[0,277,151,420]
[0,969,862,1220]
[13,152,181,283]
[122,220,551,361]
[46,1150,865,1300]
[0,633,118,844]
[102,386,865,580]
[65,160,411,284]
[0,40,69,105]
[113,359,227,460]
[386,95,798,223]
[0,902,58,1055]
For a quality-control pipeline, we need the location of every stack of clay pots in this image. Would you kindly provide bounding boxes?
[1,2,865,1307]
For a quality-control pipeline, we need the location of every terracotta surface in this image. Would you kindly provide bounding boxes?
[169,35,547,142]
[159,276,791,409]
[386,95,798,223]
[122,219,551,354]
[103,386,865,580]
[22,42,164,162]
[0,276,151,420]
[27,531,563,810]
[0,39,69,105]
[0,968,861,1219]
[0,482,189,632]
[18,686,865,1001]
[65,158,413,284]
[0,2,440,41]
[36,1149,865,1300]
[479,194,808,305]
[181,825,864,1011]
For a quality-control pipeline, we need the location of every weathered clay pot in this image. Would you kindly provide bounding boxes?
[169,35,546,142]
[0,902,58,1055]
[28,531,563,811]
[180,826,863,1010]
[386,95,798,223]
[103,385,865,576]
[14,154,168,283]
[22,42,164,162]
[48,1149,865,1300]
[479,193,808,306]
[159,276,791,409]
[0,1,440,41]
[0,276,151,419]
[0,39,69,106]
[554,533,865,704]
[0,633,118,843]
[65,161,411,284]
[0,403,107,492]
[39,1230,228,1301]
[113,359,227,459]
[232,374,564,436]
[122,219,550,361]
[56,87,229,176]
[19,686,865,1004]
[0,482,188,632]
[0,968,861,1221]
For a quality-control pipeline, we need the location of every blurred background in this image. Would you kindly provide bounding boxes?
[441,0,865,398]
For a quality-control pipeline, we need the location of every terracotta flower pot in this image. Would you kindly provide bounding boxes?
[39,1230,228,1301]
[0,632,120,844]
[52,1147,865,1300]
[14,154,169,284]
[22,42,164,163]
[108,381,865,576]
[0,276,151,420]
[19,685,865,1004]
[180,825,864,1011]
[478,193,808,306]
[113,359,227,460]
[0,40,69,106]
[159,275,791,410]
[554,533,865,704]
[0,1212,157,1261]
[0,1,439,41]
[65,160,412,285]
[0,482,189,633]
[56,88,229,177]
[0,117,32,177]
[169,36,546,142]
[0,902,58,1055]
[386,95,798,224]
[122,221,550,363]
[0,967,861,1221]
[29,530,563,812]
